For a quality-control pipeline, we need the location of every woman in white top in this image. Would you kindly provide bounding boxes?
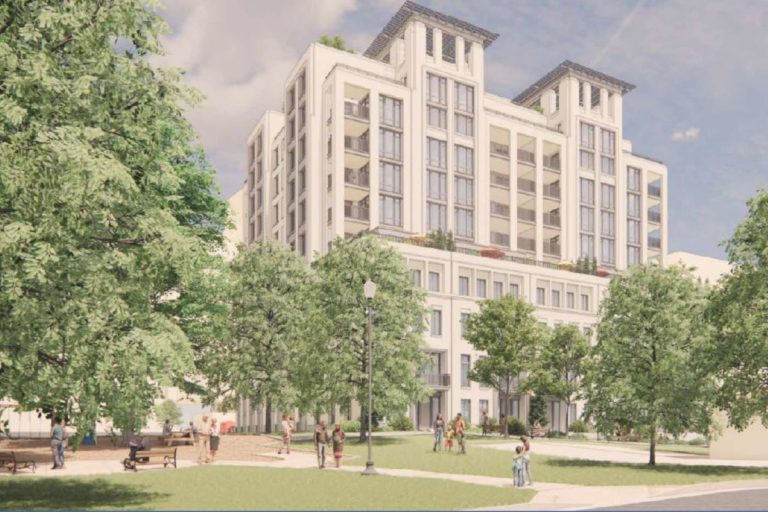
[520,435,532,485]
[209,418,220,462]
[279,414,292,455]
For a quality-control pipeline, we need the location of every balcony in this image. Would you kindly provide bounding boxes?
[490,142,510,158]
[648,183,662,198]
[490,172,510,188]
[648,236,661,249]
[518,237,536,252]
[490,201,510,218]
[344,135,369,154]
[543,183,561,200]
[517,149,535,165]
[543,154,561,171]
[648,210,661,223]
[344,101,369,121]
[543,239,561,256]
[543,212,561,228]
[345,202,369,221]
[517,207,536,223]
[517,177,536,193]
[491,231,510,246]
[422,373,451,388]
[344,167,370,188]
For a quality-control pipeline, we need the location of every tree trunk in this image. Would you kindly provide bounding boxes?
[265,398,272,434]
[649,423,656,466]
[565,399,570,438]
[501,391,509,438]
[359,407,367,443]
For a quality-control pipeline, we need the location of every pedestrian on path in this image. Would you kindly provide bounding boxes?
[481,410,490,437]
[279,414,292,455]
[50,417,64,470]
[332,424,345,468]
[433,413,445,452]
[454,413,466,455]
[209,417,220,462]
[314,420,329,469]
[197,414,212,464]
[520,435,532,485]
[512,445,525,487]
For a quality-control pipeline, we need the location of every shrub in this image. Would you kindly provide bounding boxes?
[568,419,588,433]
[570,433,587,440]
[687,437,708,446]
[546,430,566,439]
[528,395,548,428]
[507,417,528,436]
[388,415,413,431]
[342,420,360,432]
[154,399,182,427]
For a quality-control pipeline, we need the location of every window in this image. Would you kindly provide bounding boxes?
[454,82,474,113]
[298,136,306,162]
[426,137,447,168]
[426,202,447,231]
[566,292,575,309]
[298,234,305,255]
[460,312,470,337]
[464,40,472,64]
[493,281,503,298]
[580,150,595,170]
[257,188,263,208]
[476,279,487,298]
[273,176,279,197]
[273,204,279,225]
[459,276,470,296]
[411,269,421,287]
[380,129,402,161]
[601,155,615,176]
[380,96,402,128]
[380,162,402,194]
[536,287,546,305]
[628,219,641,244]
[580,234,595,259]
[442,32,456,63]
[429,271,440,292]
[426,27,433,56]
[580,178,595,205]
[591,86,601,108]
[580,206,594,233]
[298,105,306,128]
[426,73,447,105]
[427,170,447,200]
[327,207,332,224]
[431,309,442,336]
[455,113,474,136]
[298,200,306,225]
[298,169,306,192]
[580,122,595,149]
[601,129,615,155]
[455,145,474,175]
[454,177,473,206]
[601,184,615,210]
[327,173,332,191]
[581,294,590,311]
[601,211,615,237]
[461,399,471,423]
[427,105,447,129]
[628,166,641,192]
[552,289,561,307]
[461,355,471,387]
[601,237,615,265]
[480,399,489,416]
[627,193,641,219]
[273,147,279,168]
[578,81,584,107]
[454,208,474,238]
[379,195,402,226]
[628,245,641,265]
[509,283,520,297]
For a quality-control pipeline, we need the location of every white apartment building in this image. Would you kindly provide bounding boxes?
[235,1,668,432]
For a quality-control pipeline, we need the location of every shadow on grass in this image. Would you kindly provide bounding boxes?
[544,457,768,477]
[0,478,168,510]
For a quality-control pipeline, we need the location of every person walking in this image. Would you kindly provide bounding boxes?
[314,420,329,469]
[209,418,220,462]
[50,417,64,470]
[197,414,212,464]
[332,424,346,468]
[481,410,490,437]
[432,413,445,452]
[278,414,292,455]
[454,413,466,455]
[520,435,533,485]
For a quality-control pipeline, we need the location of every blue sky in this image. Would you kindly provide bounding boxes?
[155,0,767,259]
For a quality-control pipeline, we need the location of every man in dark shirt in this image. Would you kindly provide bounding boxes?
[314,420,329,469]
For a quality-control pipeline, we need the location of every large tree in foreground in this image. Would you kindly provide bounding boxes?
[584,264,714,465]
[705,188,768,429]
[464,295,546,438]
[0,1,227,438]
[313,236,429,441]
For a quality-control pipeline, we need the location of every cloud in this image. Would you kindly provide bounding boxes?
[671,127,700,142]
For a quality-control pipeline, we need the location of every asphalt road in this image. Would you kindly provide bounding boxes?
[597,488,768,510]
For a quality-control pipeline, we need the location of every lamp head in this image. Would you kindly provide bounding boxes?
[364,279,377,300]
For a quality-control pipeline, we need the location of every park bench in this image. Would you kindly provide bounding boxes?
[163,431,194,447]
[616,432,641,442]
[0,450,37,474]
[123,447,177,472]
[530,427,549,438]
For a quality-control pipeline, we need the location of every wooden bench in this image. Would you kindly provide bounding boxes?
[163,432,194,447]
[123,447,177,472]
[531,427,549,438]
[0,451,37,475]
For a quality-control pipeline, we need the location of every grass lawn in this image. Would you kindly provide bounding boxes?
[0,466,534,510]
[302,434,768,486]
[529,437,709,456]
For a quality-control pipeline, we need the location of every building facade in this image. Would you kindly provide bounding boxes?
[236,1,668,432]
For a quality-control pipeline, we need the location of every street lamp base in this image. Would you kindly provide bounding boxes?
[361,461,378,476]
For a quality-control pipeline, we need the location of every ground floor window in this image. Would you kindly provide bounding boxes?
[461,399,471,425]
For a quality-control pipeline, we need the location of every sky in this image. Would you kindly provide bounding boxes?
[152,0,768,259]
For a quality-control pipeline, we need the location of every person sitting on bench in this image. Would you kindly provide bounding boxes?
[128,434,151,463]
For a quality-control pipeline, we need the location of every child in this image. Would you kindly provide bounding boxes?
[444,426,454,452]
[512,445,525,487]
[332,424,345,468]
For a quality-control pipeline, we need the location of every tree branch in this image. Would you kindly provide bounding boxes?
[51,0,106,52]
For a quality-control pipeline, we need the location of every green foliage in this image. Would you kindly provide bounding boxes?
[570,432,588,440]
[568,419,588,433]
[584,264,715,464]
[545,430,566,439]
[507,416,527,436]
[318,35,354,53]
[705,188,768,429]
[388,415,413,431]
[0,0,228,436]
[528,395,549,428]
[154,399,182,427]
[426,229,455,251]
[342,420,361,433]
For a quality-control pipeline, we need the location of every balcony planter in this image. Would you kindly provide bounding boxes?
[480,248,505,259]
[558,262,577,272]
[407,235,430,247]
[595,270,610,278]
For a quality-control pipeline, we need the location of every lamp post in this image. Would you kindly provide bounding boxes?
[362,279,378,476]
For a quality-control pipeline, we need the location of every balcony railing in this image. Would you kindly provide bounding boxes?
[518,237,536,251]
[344,135,369,154]
[517,177,536,193]
[344,203,369,221]
[422,373,451,387]
[490,231,510,246]
[543,183,561,199]
[648,236,661,249]
[344,101,370,121]
[648,210,661,223]
[517,149,535,165]
[490,201,510,218]
[344,167,370,187]
[490,142,510,157]
[543,240,561,256]
[543,154,561,171]
[543,212,561,227]
[490,172,510,188]
[648,183,662,198]
[517,207,536,222]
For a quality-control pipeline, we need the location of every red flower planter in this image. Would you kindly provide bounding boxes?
[480,248,505,259]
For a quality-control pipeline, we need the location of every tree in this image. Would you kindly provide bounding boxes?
[527,394,548,429]
[583,264,714,465]
[529,324,590,435]
[313,236,429,441]
[0,1,228,440]
[464,295,547,438]
[154,399,182,427]
[705,188,768,429]
[200,242,316,433]
[318,35,354,53]
[427,229,455,251]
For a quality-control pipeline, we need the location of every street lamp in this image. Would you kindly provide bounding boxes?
[362,279,378,476]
